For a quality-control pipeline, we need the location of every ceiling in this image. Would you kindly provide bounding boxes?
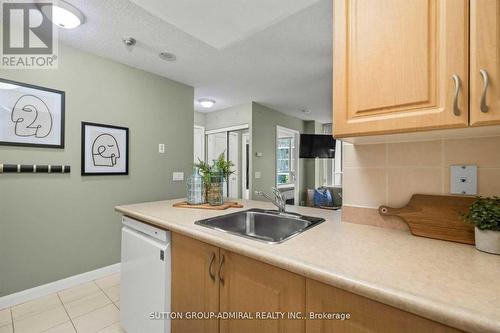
[60,0,333,123]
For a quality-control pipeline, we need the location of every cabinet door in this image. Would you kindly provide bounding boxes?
[171,233,219,333]
[470,0,500,126]
[219,250,305,333]
[305,279,462,333]
[333,0,469,138]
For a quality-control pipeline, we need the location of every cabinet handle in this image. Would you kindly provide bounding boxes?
[480,69,489,113]
[452,74,462,116]
[218,254,225,285]
[208,252,216,281]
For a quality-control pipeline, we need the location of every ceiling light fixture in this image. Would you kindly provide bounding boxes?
[198,98,216,109]
[41,1,85,29]
[302,109,312,114]
[159,52,176,61]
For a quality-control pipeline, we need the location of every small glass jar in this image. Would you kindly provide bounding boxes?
[186,167,204,205]
[207,163,224,206]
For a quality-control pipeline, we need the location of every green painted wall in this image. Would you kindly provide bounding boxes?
[204,103,252,131]
[251,103,307,204]
[0,44,194,296]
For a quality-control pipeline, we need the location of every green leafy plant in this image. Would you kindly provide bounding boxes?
[462,196,500,231]
[194,153,235,202]
[214,152,235,181]
[194,158,212,199]
[194,158,212,184]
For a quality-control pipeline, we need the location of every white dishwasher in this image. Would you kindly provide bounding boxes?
[120,216,171,333]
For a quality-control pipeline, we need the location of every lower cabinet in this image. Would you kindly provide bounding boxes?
[172,233,220,333]
[172,233,464,333]
[219,249,305,333]
[305,280,462,333]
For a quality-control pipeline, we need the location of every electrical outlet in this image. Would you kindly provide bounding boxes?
[254,171,261,179]
[172,172,184,181]
[158,144,165,154]
[450,165,477,195]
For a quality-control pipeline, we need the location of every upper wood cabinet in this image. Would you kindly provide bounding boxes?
[219,250,305,333]
[172,233,220,333]
[470,0,500,126]
[333,0,470,137]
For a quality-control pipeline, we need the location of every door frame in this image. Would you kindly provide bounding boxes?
[193,125,205,163]
[228,131,239,199]
[276,125,300,205]
[241,132,250,200]
[205,124,249,135]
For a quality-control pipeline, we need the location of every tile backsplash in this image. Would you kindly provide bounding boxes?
[342,136,500,209]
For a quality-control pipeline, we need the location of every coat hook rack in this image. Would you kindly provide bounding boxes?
[0,164,71,174]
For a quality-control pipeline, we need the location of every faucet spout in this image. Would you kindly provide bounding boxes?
[256,187,286,213]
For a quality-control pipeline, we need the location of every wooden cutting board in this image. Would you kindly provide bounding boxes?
[378,194,476,244]
[173,201,243,210]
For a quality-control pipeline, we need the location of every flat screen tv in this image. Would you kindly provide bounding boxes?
[299,134,335,158]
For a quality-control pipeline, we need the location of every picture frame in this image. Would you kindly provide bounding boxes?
[81,122,129,176]
[0,78,65,148]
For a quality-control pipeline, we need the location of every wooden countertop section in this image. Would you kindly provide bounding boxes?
[115,199,500,333]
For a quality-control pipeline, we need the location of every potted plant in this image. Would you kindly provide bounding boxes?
[195,152,234,206]
[462,196,500,255]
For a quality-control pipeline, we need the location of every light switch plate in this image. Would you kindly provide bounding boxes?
[158,144,165,154]
[172,172,184,181]
[450,165,477,195]
[254,171,261,179]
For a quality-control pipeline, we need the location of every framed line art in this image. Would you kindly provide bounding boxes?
[0,78,65,148]
[81,122,129,176]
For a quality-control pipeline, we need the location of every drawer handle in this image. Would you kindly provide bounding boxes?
[480,69,489,113]
[208,252,216,281]
[218,254,225,285]
[452,74,462,116]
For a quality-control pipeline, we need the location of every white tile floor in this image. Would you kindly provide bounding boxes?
[0,273,123,333]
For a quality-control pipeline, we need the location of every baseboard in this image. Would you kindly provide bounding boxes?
[0,263,121,310]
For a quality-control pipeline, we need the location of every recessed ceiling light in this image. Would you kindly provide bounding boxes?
[41,1,85,29]
[159,52,176,61]
[122,37,137,47]
[198,98,216,109]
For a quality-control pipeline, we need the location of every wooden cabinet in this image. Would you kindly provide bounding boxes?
[305,279,462,333]
[172,233,465,333]
[333,0,469,137]
[172,234,305,333]
[219,250,305,333]
[172,233,220,333]
[470,0,500,126]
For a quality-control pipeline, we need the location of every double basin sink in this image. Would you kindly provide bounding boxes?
[195,208,325,244]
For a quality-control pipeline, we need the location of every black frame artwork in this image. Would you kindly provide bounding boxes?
[81,122,129,176]
[0,78,65,148]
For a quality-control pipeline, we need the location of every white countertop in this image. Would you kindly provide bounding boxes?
[115,199,500,333]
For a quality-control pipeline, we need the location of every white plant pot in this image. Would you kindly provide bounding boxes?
[475,227,500,255]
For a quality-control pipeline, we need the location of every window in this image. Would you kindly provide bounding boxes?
[322,124,342,186]
[277,137,294,185]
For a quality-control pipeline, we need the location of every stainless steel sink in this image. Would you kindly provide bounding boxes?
[195,208,325,244]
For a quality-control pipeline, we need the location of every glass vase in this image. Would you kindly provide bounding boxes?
[208,164,224,206]
[186,167,204,205]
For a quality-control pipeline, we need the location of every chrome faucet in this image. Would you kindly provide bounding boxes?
[256,187,286,213]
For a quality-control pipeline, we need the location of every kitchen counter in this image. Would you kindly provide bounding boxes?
[115,199,500,333]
